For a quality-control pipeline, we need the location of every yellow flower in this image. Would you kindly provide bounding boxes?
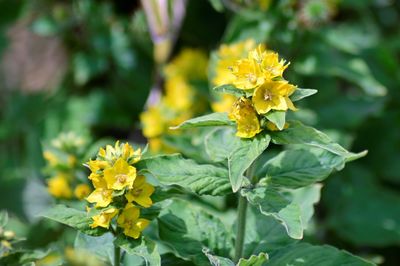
[121,142,141,163]
[125,176,155,208]
[88,173,108,189]
[90,208,118,229]
[229,97,262,138]
[140,106,165,138]
[164,49,208,80]
[213,39,256,86]
[87,160,110,173]
[117,203,150,239]
[47,174,72,199]
[259,51,289,80]
[232,58,265,90]
[74,184,91,200]
[164,76,194,111]
[104,158,137,190]
[43,151,59,166]
[211,94,237,113]
[86,188,113,208]
[252,80,297,114]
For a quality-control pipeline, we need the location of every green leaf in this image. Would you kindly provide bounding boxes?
[271,121,367,160]
[238,253,269,266]
[137,154,231,196]
[259,149,344,189]
[115,235,161,265]
[204,249,235,266]
[41,205,107,236]
[205,127,238,162]
[0,210,8,227]
[243,207,296,257]
[242,186,302,239]
[290,88,318,102]
[171,112,234,130]
[265,243,374,265]
[74,232,115,263]
[213,84,246,97]
[264,111,286,130]
[228,133,271,192]
[158,200,232,265]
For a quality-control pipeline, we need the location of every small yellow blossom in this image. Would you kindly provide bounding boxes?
[164,49,208,80]
[88,160,110,173]
[121,142,141,163]
[117,203,150,239]
[232,57,265,90]
[211,94,237,113]
[104,158,137,190]
[140,106,165,138]
[252,80,297,114]
[43,151,59,166]
[125,176,155,208]
[213,39,256,86]
[86,188,113,208]
[74,184,91,200]
[229,97,262,138]
[90,208,118,229]
[88,173,108,189]
[164,76,195,111]
[47,174,72,199]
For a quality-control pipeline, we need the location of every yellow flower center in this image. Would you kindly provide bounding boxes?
[246,73,257,84]
[132,188,143,197]
[263,90,272,101]
[116,174,127,183]
[102,190,109,197]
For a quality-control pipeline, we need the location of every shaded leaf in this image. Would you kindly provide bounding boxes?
[172,112,234,130]
[213,84,246,97]
[115,235,161,266]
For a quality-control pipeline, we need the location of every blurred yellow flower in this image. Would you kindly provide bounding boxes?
[213,39,256,86]
[125,176,155,208]
[117,203,150,239]
[74,184,91,200]
[47,174,72,199]
[86,188,113,208]
[140,106,165,138]
[90,208,118,229]
[212,94,237,113]
[104,158,137,190]
[164,75,195,111]
[252,80,297,114]
[164,48,208,80]
[43,151,59,167]
[229,97,261,138]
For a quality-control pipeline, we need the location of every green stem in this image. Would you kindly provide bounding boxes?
[234,194,248,262]
[114,245,121,266]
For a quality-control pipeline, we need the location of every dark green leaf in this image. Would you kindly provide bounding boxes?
[137,154,231,196]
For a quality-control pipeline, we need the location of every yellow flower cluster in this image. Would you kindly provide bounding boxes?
[86,141,154,239]
[43,132,91,200]
[140,49,208,152]
[221,44,297,138]
[0,225,15,257]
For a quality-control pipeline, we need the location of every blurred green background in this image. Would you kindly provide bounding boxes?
[0,0,399,265]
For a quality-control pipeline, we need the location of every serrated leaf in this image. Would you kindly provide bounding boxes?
[229,133,271,192]
[171,112,234,130]
[290,88,318,102]
[41,205,107,236]
[213,84,246,97]
[271,121,367,160]
[137,154,231,196]
[259,149,344,189]
[264,111,286,130]
[238,253,269,266]
[158,200,233,266]
[265,243,374,265]
[114,235,161,266]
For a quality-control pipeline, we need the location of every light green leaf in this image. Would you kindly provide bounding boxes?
[259,149,344,189]
[271,121,367,160]
[213,84,246,97]
[171,112,234,130]
[205,127,238,162]
[264,111,286,130]
[228,133,271,192]
[290,88,318,102]
[0,210,8,227]
[41,205,107,236]
[158,200,232,266]
[74,232,114,264]
[238,253,269,266]
[114,235,161,266]
[137,154,231,195]
[204,249,235,266]
[265,243,374,265]
[242,186,302,239]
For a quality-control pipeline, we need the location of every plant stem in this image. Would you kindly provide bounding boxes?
[234,194,248,262]
[114,245,121,266]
